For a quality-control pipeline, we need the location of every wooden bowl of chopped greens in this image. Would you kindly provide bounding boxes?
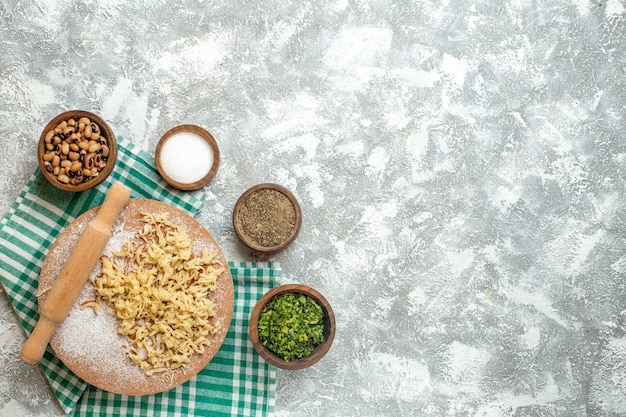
[249,284,335,370]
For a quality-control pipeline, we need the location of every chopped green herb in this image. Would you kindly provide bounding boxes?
[257,292,325,362]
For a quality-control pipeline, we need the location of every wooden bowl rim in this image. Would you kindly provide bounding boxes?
[155,125,220,191]
[249,283,335,370]
[38,110,117,192]
[232,183,302,253]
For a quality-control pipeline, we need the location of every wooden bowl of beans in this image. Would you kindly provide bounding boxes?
[38,110,117,192]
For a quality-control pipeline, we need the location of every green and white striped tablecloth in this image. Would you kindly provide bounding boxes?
[0,137,278,416]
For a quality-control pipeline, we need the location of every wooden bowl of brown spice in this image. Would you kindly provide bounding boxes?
[232,183,302,253]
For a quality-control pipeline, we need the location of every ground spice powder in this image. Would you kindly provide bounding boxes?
[237,188,297,248]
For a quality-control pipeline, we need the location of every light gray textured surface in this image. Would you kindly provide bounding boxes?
[1,1,626,416]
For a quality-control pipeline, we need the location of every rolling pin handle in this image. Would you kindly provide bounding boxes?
[20,318,58,364]
[96,182,132,227]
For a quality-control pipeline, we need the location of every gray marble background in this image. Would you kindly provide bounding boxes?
[1,1,626,416]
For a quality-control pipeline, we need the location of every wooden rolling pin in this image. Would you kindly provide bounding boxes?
[21,182,131,364]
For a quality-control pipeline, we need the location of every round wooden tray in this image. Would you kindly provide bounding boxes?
[38,199,234,395]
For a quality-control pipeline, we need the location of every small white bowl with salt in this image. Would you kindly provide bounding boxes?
[155,125,220,191]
